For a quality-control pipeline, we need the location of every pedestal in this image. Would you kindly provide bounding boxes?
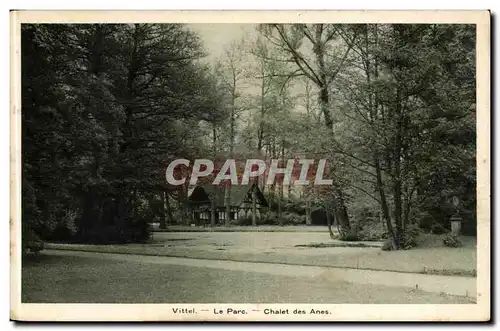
[450,215,462,236]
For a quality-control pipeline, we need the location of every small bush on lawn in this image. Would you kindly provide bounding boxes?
[396,225,422,249]
[381,239,394,251]
[397,232,417,250]
[357,229,388,241]
[381,235,415,251]
[351,217,391,241]
[381,225,422,250]
[443,234,462,247]
[338,229,360,241]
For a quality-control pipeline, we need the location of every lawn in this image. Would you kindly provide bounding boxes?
[22,253,475,304]
[44,232,476,277]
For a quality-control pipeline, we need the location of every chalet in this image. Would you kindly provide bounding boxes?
[187,183,268,225]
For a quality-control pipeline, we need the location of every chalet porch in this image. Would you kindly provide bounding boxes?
[187,183,268,226]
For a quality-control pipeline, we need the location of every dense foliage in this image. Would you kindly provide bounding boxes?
[22,24,476,250]
[22,24,223,244]
[250,24,476,248]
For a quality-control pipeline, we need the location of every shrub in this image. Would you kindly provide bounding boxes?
[22,226,44,255]
[260,211,279,225]
[229,215,254,226]
[75,203,152,244]
[338,229,360,241]
[283,199,306,215]
[352,216,390,241]
[431,223,448,235]
[280,212,305,225]
[81,223,150,244]
[380,234,415,250]
[443,234,463,247]
[357,229,389,241]
[406,224,423,238]
[397,232,417,250]
[381,239,395,251]
[380,225,422,251]
[49,209,79,241]
[268,197,306,216]
[417,211,434,232]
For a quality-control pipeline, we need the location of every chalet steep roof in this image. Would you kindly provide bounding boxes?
[188,183,268,207]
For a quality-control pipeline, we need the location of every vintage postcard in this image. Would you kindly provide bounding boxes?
[10,10,490,322]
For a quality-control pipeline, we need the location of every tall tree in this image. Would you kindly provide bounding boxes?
[215,39,250,225]
[258,24,356,233]
[22,23,224,243]
[334,24,476,248]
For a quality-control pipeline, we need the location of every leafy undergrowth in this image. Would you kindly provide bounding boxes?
[443,234,463,247]
[416,233,476,248]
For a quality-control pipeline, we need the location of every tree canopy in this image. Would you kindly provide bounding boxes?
[22,23,476,248]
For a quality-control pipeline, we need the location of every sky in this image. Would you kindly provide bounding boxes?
[187,23,311,122]
[188,23,256,62]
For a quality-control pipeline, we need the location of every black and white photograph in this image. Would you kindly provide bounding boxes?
[10,10,490,322]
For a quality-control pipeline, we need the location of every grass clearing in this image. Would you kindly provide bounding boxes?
[22,253,475,304]
[43,232,476,277]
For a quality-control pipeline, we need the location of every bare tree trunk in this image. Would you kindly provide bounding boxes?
[393,89,403,237]
[334,187,351,232]
[305,197,312,225]
[380,209,386,232]
[374,155,397,250]
[211,125,217,227]
[257,60,265,152]
[210,200,216,227]
[326,208,335,239]
[183,204,190,226]
[278,140,285,223]
[224,79,236,227]
[312,26,351,233]
[269,139,276,202]
[225,189,230,226]
[159,192,166,229]
[278,197,282,225]
[263,24,354,234]
[164,191,173,227]
[252,187,257,226]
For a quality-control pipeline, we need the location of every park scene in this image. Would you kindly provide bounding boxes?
[21,23,476,304]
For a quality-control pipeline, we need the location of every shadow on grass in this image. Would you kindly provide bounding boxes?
[22,251,101,267]
[295,242,382,248]
[22,252,62,265]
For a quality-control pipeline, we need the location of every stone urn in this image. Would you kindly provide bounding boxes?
[450,215,463,236]
[450,196,462,236]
